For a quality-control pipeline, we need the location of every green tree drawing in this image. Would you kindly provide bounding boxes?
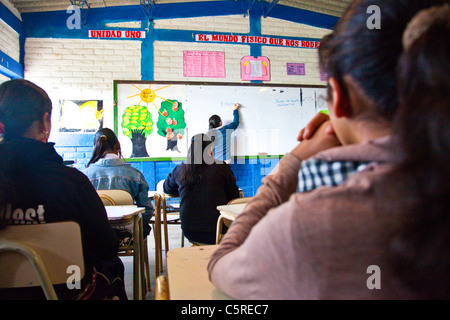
[156,100,186,152]
[122,105,153,157]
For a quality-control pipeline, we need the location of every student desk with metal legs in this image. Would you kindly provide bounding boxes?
[163,245,233,300]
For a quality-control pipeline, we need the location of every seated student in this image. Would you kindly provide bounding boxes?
[0,80,127,300]
[163,134,240,244]
[208,0,449,299]
[206,103,240,164]
[294,0,447,193]
[82,128,154,240]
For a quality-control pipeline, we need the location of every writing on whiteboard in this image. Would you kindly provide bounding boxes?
[275,99,301,107]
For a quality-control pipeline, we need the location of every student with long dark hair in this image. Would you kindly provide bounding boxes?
[163,134,239,244]
[0,80,127,300]
[82,128,154,238]
[208,0,449,299]
[387,5,450,298]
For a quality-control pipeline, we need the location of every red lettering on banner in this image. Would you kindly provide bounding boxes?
[195,33,318,48]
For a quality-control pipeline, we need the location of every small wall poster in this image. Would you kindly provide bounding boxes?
[240,56,270,81]
[57,100,103,133]
[183,51,226,78]
[320,72,328,81]
[287,63,305,75]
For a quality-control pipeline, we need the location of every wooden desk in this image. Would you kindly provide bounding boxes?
[167,245,233,300]
[105,205,145,300]
[215,203,247,244]
[148,191,157,199]
[106,205,144,220]
[217,203,247,221]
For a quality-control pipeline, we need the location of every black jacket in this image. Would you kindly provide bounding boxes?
[163,160,240,234]
[0,137,121,299]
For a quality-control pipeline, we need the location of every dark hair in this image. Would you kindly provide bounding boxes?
[319,0,449,121]
[179,134,214,187]
[388,7,450,299]
[87,128,120,167]
[208,115,221,129]
[0,79,52,140]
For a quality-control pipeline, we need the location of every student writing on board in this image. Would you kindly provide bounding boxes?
[206,103,240,164]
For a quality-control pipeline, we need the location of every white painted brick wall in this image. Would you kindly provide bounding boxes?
[153,41,249,83]
[154,15,249,33]
[261,17,331,39]
[154,17,330,85]
[262,46,325,85]
[20,14,331,132]
[0,18,20,62]
[24,38,141,129]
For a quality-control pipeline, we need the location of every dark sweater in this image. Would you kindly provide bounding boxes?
[0,137,122,299]
[163,160,240,235]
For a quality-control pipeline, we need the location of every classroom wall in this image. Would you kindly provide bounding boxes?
[1,2,335,196]
[0,18,19,62]
[24,38,141,128]
[0,0,22,79]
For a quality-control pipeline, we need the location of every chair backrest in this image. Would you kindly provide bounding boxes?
[97,189,134,206]
[0,221,85,300]
[227,196,254,205]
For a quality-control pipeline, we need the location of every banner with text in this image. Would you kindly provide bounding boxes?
[89,30,146,39]
[195,34,320,48]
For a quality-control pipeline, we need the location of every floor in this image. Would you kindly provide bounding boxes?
[121,223,187,300]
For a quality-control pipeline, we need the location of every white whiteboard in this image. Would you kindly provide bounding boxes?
[115,81,326,159]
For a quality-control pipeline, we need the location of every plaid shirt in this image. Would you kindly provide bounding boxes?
[298,158,370,192]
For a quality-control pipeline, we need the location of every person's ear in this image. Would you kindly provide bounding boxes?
[328,77,351,118]
[41,112,51,134]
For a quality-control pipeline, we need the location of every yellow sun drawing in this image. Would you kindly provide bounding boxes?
[127,84,175,116]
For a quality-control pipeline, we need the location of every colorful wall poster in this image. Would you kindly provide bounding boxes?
[57,100,103,133]
[240,56,270,81]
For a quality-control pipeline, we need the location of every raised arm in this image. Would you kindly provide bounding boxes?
[223,103,240,131]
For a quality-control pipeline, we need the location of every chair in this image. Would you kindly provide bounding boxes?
[0,221,84,300]
[96,189,151,298]
[156,180,183,256]
[97,189,134,206]
[148,192,163,279]
[216,196,254,244]
[155,275,170,300]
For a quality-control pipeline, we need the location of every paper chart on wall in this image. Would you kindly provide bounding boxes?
[183,51,226,78]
